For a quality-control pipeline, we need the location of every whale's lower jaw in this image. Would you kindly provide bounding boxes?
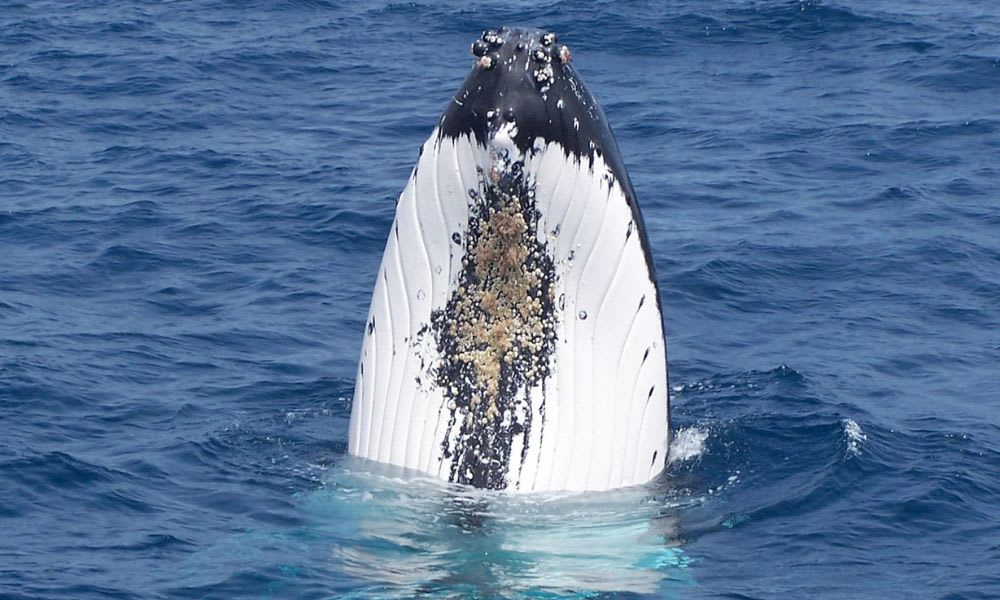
[348,27,669,492]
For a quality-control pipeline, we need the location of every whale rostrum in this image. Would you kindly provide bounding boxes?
[348,27,669,492]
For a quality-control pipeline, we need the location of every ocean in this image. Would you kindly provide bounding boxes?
[2,1,998,598]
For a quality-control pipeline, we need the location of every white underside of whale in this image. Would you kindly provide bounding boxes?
[348,128,669,492]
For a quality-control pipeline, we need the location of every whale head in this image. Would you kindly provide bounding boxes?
[349,27,670,492]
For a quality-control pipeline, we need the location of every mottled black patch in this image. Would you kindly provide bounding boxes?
[430,161,557,490]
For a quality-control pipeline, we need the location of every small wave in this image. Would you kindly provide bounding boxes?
[669,426,708,463]
[843,418,867,457]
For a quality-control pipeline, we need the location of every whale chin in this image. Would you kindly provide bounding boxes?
[348,27,669,492]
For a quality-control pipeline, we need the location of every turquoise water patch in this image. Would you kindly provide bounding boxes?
[300,460,695,598]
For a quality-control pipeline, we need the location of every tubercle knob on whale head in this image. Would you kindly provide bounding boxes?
[468,27,570,70]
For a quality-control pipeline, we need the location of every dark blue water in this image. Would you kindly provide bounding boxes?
[3,1,999,598]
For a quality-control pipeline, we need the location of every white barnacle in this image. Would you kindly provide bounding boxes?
[533,65,553,84]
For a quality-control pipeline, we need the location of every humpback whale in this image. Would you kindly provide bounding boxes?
[348,27,669,492]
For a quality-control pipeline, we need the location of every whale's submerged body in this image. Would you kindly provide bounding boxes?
[348,27,669,492]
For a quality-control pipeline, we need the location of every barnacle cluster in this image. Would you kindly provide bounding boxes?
[450,183,552,409]
[469,28,571,84]
[430,157,557,488]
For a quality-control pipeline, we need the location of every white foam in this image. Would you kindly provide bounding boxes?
[843,418,866,457]
[668,427,708,464]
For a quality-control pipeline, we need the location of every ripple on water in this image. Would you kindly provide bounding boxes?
[3,0,1000,598]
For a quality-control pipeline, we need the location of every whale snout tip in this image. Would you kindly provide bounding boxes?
[468,27,571,70]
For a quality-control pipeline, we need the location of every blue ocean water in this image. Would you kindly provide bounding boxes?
[2,0,999,598]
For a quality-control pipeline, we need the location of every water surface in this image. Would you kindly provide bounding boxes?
[2,1,999,598]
